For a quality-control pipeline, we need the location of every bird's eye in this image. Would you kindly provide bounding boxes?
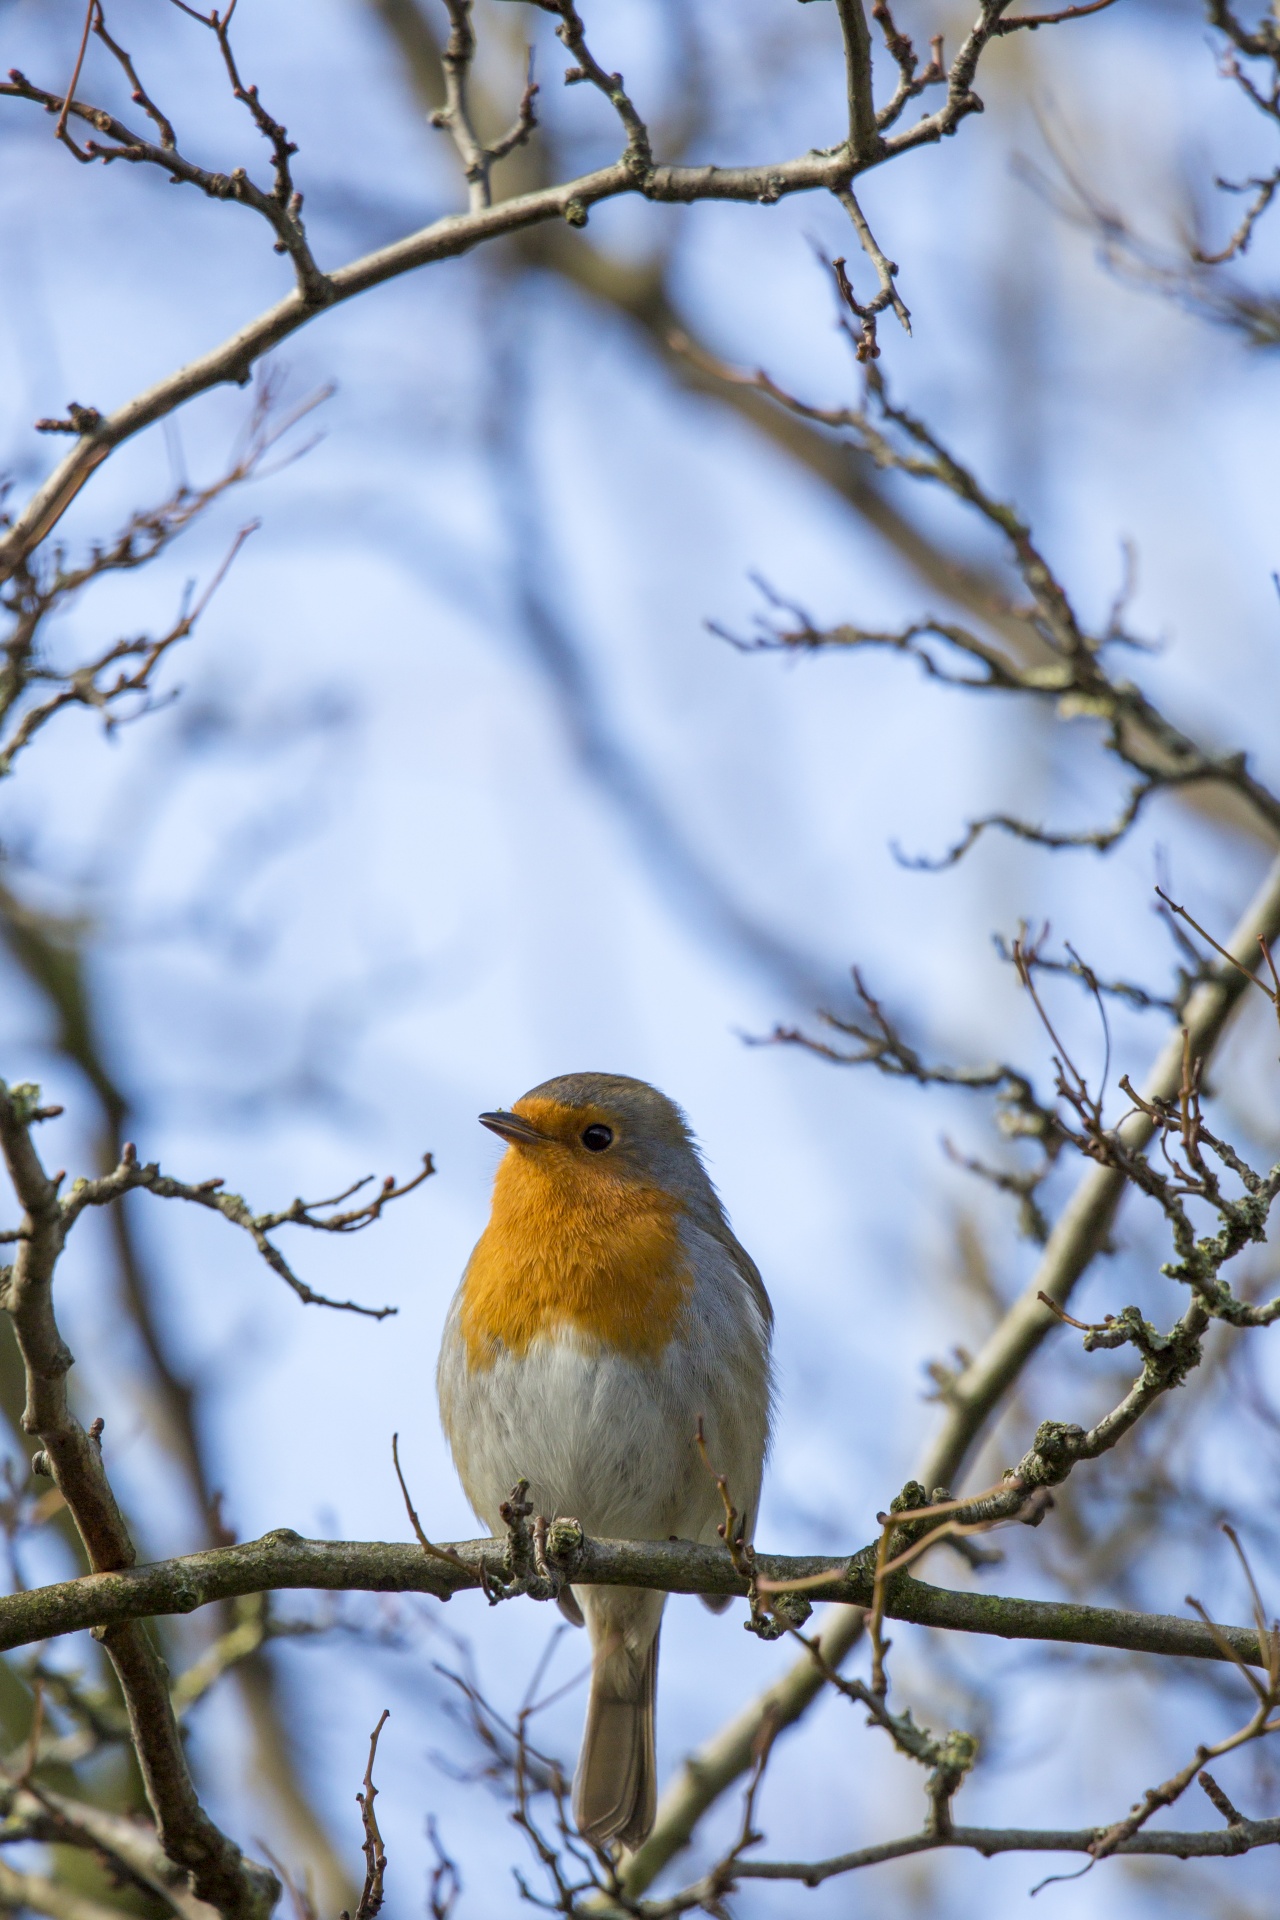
[580,1124,614,1152]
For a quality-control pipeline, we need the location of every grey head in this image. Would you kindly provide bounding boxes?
[478,1071,726,1224]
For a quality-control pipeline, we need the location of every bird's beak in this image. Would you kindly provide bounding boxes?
[479,1109,548,1147]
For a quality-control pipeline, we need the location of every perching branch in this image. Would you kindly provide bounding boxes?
[0,1523,1269,1671]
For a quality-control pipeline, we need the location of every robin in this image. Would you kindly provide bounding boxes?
[437,1072,773,1850]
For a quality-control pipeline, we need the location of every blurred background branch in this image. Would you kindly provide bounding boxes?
[2,0,1280,1914]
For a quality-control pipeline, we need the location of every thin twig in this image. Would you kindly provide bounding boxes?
[350,1711,389,1920]
[390,1434,469,1574]
[53,0,96,148]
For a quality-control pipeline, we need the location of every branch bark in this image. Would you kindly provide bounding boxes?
[0,1527,1267,1670]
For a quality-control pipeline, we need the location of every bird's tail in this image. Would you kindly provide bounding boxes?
[573,1588,664,1851]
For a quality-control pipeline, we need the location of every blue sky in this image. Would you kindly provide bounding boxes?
[2,2,1280,1914]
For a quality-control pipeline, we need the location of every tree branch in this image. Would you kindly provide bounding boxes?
[730,1814,1280,1885]
[0,1082,277,1920]
[620,849,1280,1896]
[0,1525,1269,1669]
[5,10,331,307]
[59,1138,432,1319]
[0,0,1061,584]
[0,141,862,585]
[0,876,358,1912]
[0,1772,212,1920]
[919,847,1280,1493]
[833,0,880,161]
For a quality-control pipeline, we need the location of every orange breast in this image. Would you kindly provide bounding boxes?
[459,1149,691,1367]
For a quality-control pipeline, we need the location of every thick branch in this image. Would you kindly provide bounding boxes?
[0,1527,1267,1670]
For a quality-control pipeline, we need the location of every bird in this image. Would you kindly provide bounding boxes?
[437,1072,773,1851]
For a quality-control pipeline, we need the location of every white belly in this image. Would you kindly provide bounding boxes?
[437,1220,772,1546]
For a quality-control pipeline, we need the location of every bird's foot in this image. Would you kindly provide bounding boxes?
[481,1481,580,1605]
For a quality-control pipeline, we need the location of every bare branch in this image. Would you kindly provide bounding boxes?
[870,2,946,137]
[923,850,1280,1485]
[90,4,177,147]
[1193,167,1280,265]
[833,0,880,162]
[995,0,1119,32]
[0,0,1085,581]
[0,1081,278,1920]
[623,850,1280,1898]
[2,377,326,780]
[1207,1,1280,62]
[8,0,330,301]
[391,1433,470,1574]
[1019,16,1280,339]
[528,0,653,180]
[716,366,1280,857]
[429,2,539,211]
[728,1812,1280,1885]
[57,1139,434,1319]
[0,1524,1270,1671]
[1081,1542,1280,1870]
[349,1711,389,1920]
[758,964,1063,1238]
